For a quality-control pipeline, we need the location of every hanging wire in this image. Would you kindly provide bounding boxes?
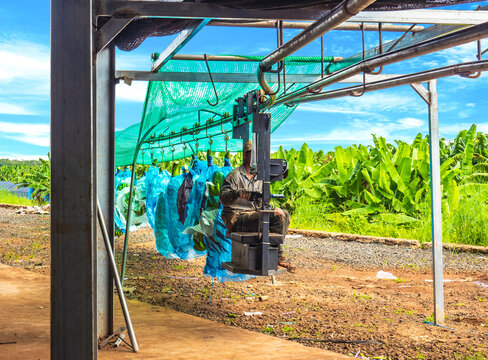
[462,40,482,78]
[386,23,417,53]
[350,22,366,97]
[320,36,324,78]
[280,20,287,95]
[224,134,229,152]
[284,83,297,107]
[204,54,219,106]
[367,22,384,75]
[265,21,283,96]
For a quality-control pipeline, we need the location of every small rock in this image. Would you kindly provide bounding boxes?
[39,306,44,309]
[376,270,397,280]
[25,206,37,214]
[244,311,263,316]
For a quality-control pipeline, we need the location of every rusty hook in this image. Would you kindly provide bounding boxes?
[204,54,219,106]
[368,22,383,75]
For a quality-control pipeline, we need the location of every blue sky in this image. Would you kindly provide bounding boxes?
[1,1,488,159]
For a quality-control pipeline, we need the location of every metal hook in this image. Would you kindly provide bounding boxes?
[306,86,322,95]
[280,20,287,95]
[204,54,219,106]
[224,133,229,152]
[350,71,366,97]
[263,22,284,96]
[220,121,230,140]
[350,23,366,97]
[320,36,324,78]
[462,40,482,78]
[367,22,383,75]
[205,123,214,151]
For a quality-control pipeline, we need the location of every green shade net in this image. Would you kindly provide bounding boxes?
[115,56,337,166]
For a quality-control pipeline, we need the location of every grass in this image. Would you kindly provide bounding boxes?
[0,189,35,206]
[352,292,371,301]
[290,196,488,247]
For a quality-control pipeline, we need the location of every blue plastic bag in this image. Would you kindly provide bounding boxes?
[145,166,171,229]
[203,205,254,282]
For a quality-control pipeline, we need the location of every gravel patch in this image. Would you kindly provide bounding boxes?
[285,235,488,273]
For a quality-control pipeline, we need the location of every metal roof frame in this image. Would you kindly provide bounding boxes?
[51,1,488,358]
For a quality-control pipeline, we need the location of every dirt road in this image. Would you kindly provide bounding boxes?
[1,207,487,359]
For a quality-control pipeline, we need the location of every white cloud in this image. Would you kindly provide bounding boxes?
[296,103,375,115]
[296,91,425,115]
[273,117,425,144]
[439,122,488,138]
[116,54,152,70]
[0,121,50,147]
[0,38,50,99]
[397,117,424,129]
[116,81,147,102]
[0,102,37,116]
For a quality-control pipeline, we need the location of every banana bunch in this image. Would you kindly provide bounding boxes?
[208,171,224,197]
[193,232,206,252]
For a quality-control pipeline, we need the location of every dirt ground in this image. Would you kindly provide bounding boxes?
[1,207,487,360]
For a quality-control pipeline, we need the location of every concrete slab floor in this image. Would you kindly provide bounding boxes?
[0,264,352,360]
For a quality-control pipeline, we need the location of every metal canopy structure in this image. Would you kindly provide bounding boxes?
[51,1,488,359]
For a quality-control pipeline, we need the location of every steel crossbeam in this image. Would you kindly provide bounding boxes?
[98,1,488,25]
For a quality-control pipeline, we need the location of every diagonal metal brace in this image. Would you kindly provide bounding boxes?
[152,19,210,72]
[410,82,430,104]
[97,16,134,53]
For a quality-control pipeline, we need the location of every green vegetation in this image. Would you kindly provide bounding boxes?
[261,325,274,334]
[0,156,50,204]
[352,292,371,301]
[0,158,40,166]
[272,125,488,246]
[15,156,50,203]
[0,189,35,206]
[3,125,488,247]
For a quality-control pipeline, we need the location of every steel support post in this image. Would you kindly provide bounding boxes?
[427,80,445,325]
[96,43,116,338]
[51,0,97,358]
[411,80,445,325]
[254,113,272,276]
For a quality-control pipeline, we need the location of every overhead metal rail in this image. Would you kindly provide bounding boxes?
[97,1,488,25]
[258,0,378,96]
[259,0,376,72]
[290,60,488,103]
[137,59,488,150]
[272,21,488,107]
[115,70,402,83]
[350,9,488,25]
[168,54,343,62]
[208,20,425,32]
